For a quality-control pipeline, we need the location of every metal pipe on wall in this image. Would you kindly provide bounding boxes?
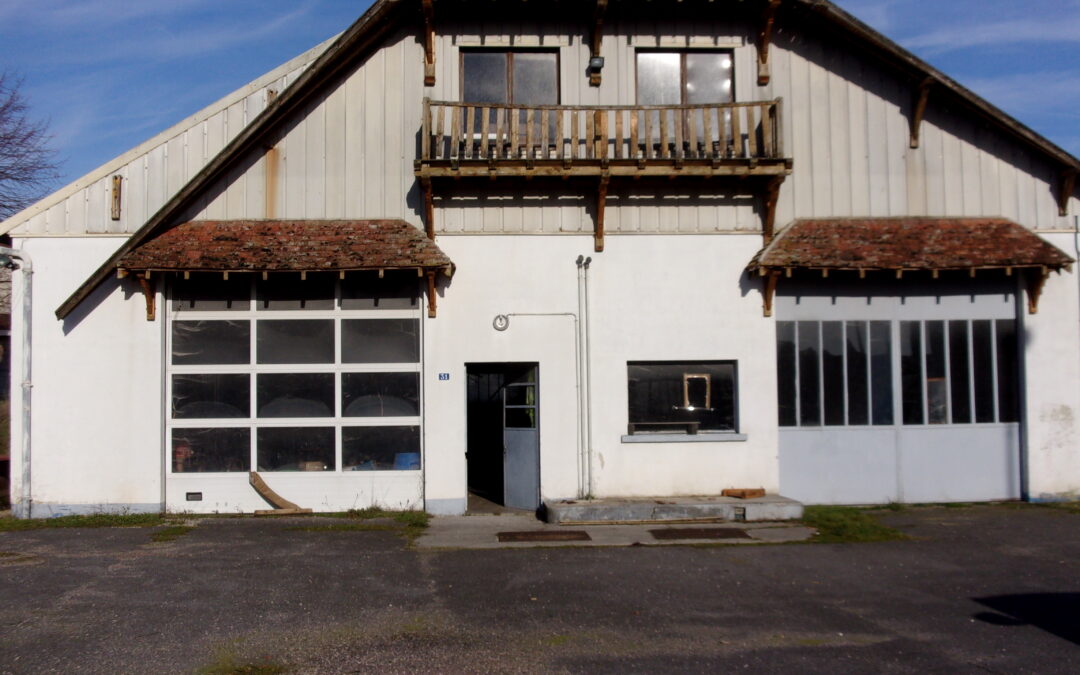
[0,247,33,519]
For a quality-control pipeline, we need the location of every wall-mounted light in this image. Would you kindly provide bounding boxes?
[588,56,605,71]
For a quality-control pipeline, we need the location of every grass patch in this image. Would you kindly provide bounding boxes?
[198,656,288,675]
[0,512,166,532]
[1036,501,1080,515]
[801,506,908,544]
[150,525,195,543]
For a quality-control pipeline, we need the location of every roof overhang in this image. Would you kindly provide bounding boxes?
[747,217,1075,315]
[116,219,454,320]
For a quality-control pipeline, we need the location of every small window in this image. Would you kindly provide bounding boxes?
[636,51,734,105]
[627,361,737,434]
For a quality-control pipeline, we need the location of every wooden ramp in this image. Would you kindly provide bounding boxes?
[249,472,312,516]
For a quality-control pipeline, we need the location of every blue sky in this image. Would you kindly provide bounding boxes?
[2,0,1078,186]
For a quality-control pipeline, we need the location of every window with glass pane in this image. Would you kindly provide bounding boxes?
[342,319,419,363]
[342,372,419,417]
[257,320,334,364]
[172,320,250,365]
[637,51,734,104]
[257,427,335,472]
[462,50,558,134]
[627,361,736,433]
[257,373,335,418]
[776,322,797,427]
[343,426,420,471]
[172,428,250,473]
[172,374,249,419]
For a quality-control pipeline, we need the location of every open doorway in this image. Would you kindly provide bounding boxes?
[466,363,539,512]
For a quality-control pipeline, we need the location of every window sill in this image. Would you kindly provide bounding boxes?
[620,432,748,444]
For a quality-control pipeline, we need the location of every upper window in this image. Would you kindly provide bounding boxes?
[636,51,734,105]
[627,361,737,435]
[461,50,559,106]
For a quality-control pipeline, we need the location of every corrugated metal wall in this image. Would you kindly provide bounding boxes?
[9,2,1077,237]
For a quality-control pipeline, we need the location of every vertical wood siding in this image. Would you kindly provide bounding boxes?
[10,5,1077,237]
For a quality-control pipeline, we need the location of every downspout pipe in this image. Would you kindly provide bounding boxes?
[581,256,594,498]
[0,247,32,519]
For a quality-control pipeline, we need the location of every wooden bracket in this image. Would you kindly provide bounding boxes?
[1026,266,1050,314]
[762,270,780,317]
[589,0,609,87]
[137,275,156,321]
[426,270,438,318]
[422,0,436,86]
[421,176,435,239]
[757,0,782,86]
[762,175,783,243]
[909,77,932,149]
[595,174,610,252]
[1058,167,1076,216]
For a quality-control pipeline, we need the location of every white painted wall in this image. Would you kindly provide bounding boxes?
[1021,232,1080,501]
[423,233,779,514]
[8,237,163,516]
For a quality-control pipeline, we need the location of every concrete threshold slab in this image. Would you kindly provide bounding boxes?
[414,513,814,550]
[544,495,804,525]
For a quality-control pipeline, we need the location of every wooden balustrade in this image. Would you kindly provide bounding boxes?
[420,98,784,165]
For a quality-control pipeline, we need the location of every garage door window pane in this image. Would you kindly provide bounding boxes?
[797,323,821,426]
[257,320,334,364]
[846,322,869,426]
[972,320,995,423]
[342,372,420,417]
[172,275,250,312]
[257,373,334,418]
[172,428,249,473]
[996,320,1018,423]
[257,427,335,471]
[949,321,972,424]
[900,321,924,425]
[342,319,419,363]
[172,374,249,418]
[822,322,845,426]
[172,320,250,365]
[343,426,421,471]
[776,322,797,427]
[869,321,893,425]
[925,321,947,425]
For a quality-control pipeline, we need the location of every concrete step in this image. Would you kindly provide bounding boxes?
[544,495,804,525]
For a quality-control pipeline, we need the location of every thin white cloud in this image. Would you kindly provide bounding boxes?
[832,0,900,34]
[902,15,1080,53]
[964,72,1080,118]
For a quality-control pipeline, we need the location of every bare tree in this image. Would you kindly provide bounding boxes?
[0,72,57,221]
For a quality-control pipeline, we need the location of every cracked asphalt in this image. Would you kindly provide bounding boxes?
[0,504,1077,674]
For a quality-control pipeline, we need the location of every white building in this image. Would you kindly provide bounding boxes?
[2,0,1078,518]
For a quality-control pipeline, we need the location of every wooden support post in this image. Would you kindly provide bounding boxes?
[1058,167,1077,217]
[421,176,435,239]
[757,0,781,86]
[426,270,438,318]
[762,175,783,243]
[909,77,932,149]
[421,0,436,86]
[595,174,610,252]
[762,270,780,317]
[137,275,156,321]
[589,0,609,87]
[1026,267,1050,314]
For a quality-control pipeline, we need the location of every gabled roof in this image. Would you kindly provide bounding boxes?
[748,218,1075,273]
[117,220,453,274]
[44,0,1080,319]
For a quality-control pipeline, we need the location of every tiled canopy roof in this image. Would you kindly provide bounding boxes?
[748,218,1074,273]
[117,219,453,273]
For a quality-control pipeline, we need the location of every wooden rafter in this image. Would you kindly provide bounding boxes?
[421,0,436,86]
[1058,167,1077,217]
[762,270,780,317]
[1026,266,1050,314]
[137,275,156,321]
[757,0,782,86]
[595,173,610,252]
[426,270,438,318]
[589,0,609,87]
[909,77,933,149]
[762,175,784,243]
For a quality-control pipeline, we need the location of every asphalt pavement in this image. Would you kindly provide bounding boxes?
[0,504,1077,673]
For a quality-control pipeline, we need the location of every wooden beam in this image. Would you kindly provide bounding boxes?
[595,173,610,252]
[421,176,435,239]
[762,175,783,243]
[757,0,782,86]
[421,0,436,86]
[762,270,780,317]
[110,175,122,221]
[589,0,609,87]
[137,276,155,321]
[909,77,932,149]
[1026,267,1050,314]
[1058,167,1077,217]
[426,270,438,318]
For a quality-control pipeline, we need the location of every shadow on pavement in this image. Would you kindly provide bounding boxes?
[973,593,1080,646]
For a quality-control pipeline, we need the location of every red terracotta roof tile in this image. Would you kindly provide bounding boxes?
[749,218,1074,272]
[117,220,453,273]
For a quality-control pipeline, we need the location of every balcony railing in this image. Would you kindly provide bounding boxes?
[419,98,786,171]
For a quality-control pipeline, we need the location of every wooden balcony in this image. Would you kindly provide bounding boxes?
[416,98,792,178]
[415,98,793,251]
